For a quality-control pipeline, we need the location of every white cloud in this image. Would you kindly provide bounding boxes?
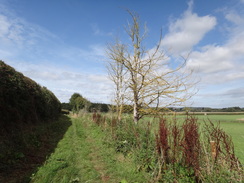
[91,23,113,36]
[165,3,244,107]
[191,86,244,108]
[11,62,113,103]
[0,15,10,36]
[0,4,107,65]
[186,10,244,85]
[188,45,234,74]
[90,44,106,57]
[222,87,244,99]
[161,4,216,54]
[0,10,64,67]
[0,14,26,45]
[225,12,244,25]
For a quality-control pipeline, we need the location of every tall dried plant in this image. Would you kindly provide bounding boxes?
[156,118,170,164]
[204,120,242,171]
[181,116,201,177]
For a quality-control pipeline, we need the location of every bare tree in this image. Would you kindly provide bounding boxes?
[107,11,196,124]
[106,41,127,121]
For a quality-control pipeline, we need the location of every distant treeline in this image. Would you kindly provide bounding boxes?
[62,100,111,113]
[0,60,61,128]
[62,99,244,114]
[62,93,117,113]
[62,94,134,113]
[169,106,244,113]
[62,102,111,113]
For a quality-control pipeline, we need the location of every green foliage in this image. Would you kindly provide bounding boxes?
[122,104,134,113]
[0,60,62,182]
[0,60,61,127]
[99,114,157,176]
[115,123,138,154]
[69,93,91,113]
[69,93,82,107]
[132,124,157,172]
[157,163,195,183]
[61,109,70,115]
[89,102,110,112]
[61,102,72,111]
[7,112,242,182]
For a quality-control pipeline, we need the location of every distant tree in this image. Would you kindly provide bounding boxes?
[233,106,241,112]
[69,93,81,107]
[222,107,242,112]
[69,93,90,113]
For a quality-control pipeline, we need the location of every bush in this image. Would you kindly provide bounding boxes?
[0,60,61,127]
[0,60,61,173]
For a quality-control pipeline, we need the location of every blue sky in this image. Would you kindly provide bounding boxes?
[0,0,244,108]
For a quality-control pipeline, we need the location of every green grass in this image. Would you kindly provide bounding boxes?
[10,113,241,182]
[196,114,244,122]
[31,115,149,183]
[31,116,101,183]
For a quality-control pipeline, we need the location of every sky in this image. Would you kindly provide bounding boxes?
[0,0,244,108]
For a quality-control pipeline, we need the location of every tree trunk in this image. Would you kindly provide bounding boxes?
[133,103,139,124]
[117,104,122,122]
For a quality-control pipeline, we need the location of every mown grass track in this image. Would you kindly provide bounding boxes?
[30,117,96,182]
[31,115,148,183]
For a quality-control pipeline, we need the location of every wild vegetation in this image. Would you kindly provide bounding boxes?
[30,113,243,182]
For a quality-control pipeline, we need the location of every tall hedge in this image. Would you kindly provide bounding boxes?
[0,60,61,128]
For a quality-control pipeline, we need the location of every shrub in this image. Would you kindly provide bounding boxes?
[0,60,61,127]
[0,60,61,173]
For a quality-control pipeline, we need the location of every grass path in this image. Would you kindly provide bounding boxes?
[31,115,148,183]
[87,136,112,182]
